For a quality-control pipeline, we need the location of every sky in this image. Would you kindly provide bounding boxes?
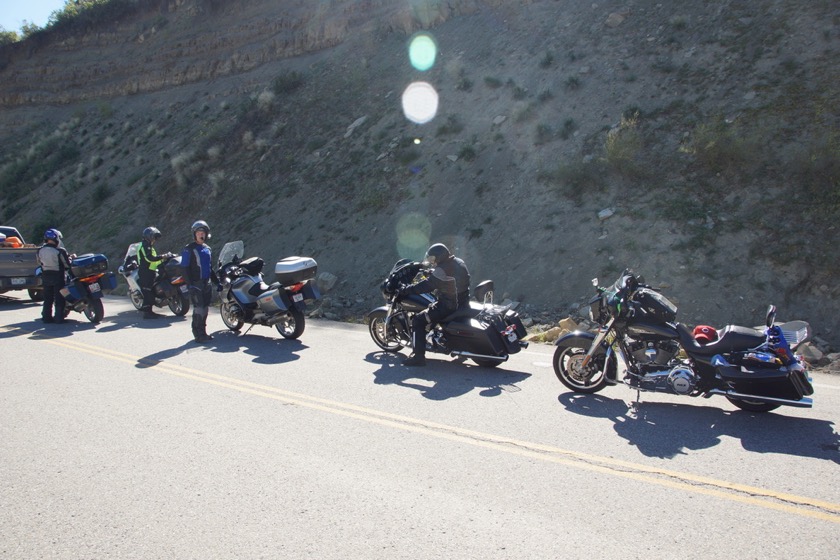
[0,0,68,32]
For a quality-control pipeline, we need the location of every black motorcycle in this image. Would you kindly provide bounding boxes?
[553,270,814,412]
[367,259,528,367]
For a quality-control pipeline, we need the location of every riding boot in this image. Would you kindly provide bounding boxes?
[403,328,426,366]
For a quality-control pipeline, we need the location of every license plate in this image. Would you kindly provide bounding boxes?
[292,293,303,302]
[11,278,25,285]
[89,283,101,293]
[179,285,188,293]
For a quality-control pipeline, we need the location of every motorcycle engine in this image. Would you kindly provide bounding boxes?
[667,366,697,395]
[628,339,680,367]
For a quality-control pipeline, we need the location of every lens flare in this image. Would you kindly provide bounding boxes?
[408,33,437,71]
[395,212,432,260]
[401,82,438,124]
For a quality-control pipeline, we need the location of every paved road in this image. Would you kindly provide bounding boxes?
[2,295,839,559]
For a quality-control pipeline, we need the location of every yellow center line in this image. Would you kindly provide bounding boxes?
[6,325,840,524]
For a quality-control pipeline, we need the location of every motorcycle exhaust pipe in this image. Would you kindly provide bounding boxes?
[707,389,814,409]
[449,351,508,363]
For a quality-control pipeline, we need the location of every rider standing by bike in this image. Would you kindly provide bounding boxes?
[181,220,218,343]
[36,228,73,324]
[138,226,169,319]
[400,243,471,366]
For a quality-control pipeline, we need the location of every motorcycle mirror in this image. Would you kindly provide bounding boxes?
[765,305,777,328]
[591,278,598,287]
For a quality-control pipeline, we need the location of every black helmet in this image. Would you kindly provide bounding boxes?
[191,220,211,239]
[142,226,161,243]
[425,243,451,266]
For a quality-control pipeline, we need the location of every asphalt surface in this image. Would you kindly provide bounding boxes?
[2,294,839,559]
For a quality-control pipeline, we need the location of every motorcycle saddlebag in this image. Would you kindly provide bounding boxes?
[718,364,812,401]
[275,257,317,285]
[60,281,85,304]
[71,253,108,278]
[504,310,527,338]
[443,317,507,356]
[301,281,321,302]
[97,271,118,291]
[257,287,291,314]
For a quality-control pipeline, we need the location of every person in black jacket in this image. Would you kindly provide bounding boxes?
[137,226,171,319]
[180,220,218,343]
[400,243,471,366]
[36,228,73,324]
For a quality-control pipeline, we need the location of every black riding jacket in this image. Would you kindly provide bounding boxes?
[402,255,471,310]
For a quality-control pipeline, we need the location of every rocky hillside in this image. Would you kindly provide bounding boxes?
[1,0,838,350]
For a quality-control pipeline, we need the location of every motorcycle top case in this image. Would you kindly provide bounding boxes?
[275,257,317,285]
[71,253,108,278]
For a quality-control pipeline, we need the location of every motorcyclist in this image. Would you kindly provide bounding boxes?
[137,226,171,319]
[36,228,73,324]
[399,243,471,366]
[180,220,218,343]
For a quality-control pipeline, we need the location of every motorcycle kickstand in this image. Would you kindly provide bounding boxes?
[629,387,643,416]
[242,324,255,336]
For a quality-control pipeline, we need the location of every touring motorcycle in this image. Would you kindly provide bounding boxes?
[118,243,190,316]
[216,241,321,339]
[50,253,117,323]
[553,270,814,412]
[368,259,528,367]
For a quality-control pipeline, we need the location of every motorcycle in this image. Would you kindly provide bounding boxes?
[118,242,190,316]
[216,241,321,339]
[52,253,118,324]
[367,259,529,367]
[553,269,814,412]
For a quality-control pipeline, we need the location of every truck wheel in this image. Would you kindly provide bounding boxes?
[28,289,44,302]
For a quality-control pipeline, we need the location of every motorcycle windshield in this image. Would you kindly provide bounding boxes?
[218,241,245,267]
[124,242,140,260]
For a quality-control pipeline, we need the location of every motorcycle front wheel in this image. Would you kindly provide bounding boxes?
[368,312,404,352]
[726,397,780,413]
[276,308,305,339]
[220,301,244,331]
[84,298,105,324]
[129,289,144,310]
[553,346,612,393]
[168,292,190,316]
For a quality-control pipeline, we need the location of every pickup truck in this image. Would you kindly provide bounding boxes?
[0,226,43,301]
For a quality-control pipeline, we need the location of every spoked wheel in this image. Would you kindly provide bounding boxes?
[83,298,105,324]
[168,292,190,316]
[552,346,612,393]
[276,308,305,339]
[129,290,144,310]
[726,397,780,413]
[220,301,244,331]
[368,312,404,352]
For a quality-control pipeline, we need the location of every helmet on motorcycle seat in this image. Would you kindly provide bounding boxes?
[191,220,211,239]
[424,243,451,266]
[142,226,161,243]
[44,228,62,243]
[693,325,719,344]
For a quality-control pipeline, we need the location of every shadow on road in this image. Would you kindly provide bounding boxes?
[557,392,840,462]
[365,351,531,400]
[136,328,308,368]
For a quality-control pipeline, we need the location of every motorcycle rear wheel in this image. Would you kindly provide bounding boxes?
[129,289,144,310]
[84,298,104,324]
[368,313,404,352]
[472,358,502,368]
[726,397,780,413]
[276,308,305,339]
[220,301,244,331]
[168,292,190,316]
[553,346,611,393]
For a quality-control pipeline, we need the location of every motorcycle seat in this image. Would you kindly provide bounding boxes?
[441,301,484,323]
[248,281,283,297]
[677,323,766,356]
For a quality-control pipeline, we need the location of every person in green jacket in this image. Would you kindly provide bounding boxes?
[138,226,170,319]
